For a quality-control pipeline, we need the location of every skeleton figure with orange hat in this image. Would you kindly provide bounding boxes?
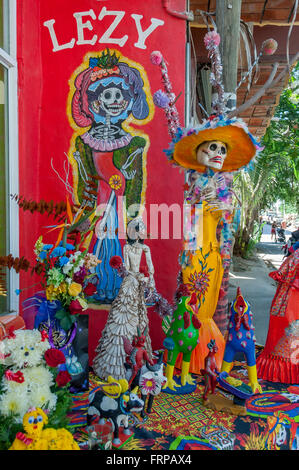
[151,30,261,379]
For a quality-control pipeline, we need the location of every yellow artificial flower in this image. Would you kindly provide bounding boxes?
[59,282,67,293]
[68,282,82,297]
[30,439,49,451]
[46,285,56,301]
[10,407,80,451]
[34,236,44,257]
[46,282,67,301]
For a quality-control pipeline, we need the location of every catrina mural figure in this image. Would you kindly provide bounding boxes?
[69,49,154,303]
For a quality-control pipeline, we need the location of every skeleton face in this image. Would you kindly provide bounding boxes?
[196,140,227,170]
[97,87,129,116]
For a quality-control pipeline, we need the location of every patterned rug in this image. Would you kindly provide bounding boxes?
[67,357,299,451]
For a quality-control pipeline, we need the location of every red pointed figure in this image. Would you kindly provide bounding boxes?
[123,327,154,386]
[201,339,219,401]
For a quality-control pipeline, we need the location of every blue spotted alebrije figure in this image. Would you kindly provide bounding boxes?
[221,287,262,393]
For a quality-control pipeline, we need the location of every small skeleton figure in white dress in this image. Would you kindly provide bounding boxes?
[93,218,154,381]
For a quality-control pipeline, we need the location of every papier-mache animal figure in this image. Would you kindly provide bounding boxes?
[221,287,262,393]
[0,329,57,421]
[128,351,167,419]
[87,376,144,445]
[201,339,219,401]
[9,407,80,450]
[162,286,201,391]
[122,327,155,386]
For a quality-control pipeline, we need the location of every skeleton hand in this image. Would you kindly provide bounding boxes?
[120,168,136,180]
[202,186,217,202]
[120,148,143,180]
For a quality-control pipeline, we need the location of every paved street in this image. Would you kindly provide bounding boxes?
[257,222,292,270]
[227,223,289,346]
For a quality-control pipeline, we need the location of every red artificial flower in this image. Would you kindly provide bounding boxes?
[44,348,66,368]
[69,299,83,315]
[83,283,97,297]
[40,330,48,342]
[7,327,16,339]
[16,432,33,446]
[5,370,25,384]
[140,266,149,277]
[56,370,72,387]
[109,255,123,270]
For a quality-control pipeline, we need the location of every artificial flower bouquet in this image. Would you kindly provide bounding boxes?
[9,407,80,450]
[34,237,100,331]
[0,328,73,449]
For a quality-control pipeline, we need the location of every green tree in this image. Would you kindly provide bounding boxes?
[233,62,299,257]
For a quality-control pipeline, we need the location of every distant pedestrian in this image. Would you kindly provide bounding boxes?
[271,221,277,242]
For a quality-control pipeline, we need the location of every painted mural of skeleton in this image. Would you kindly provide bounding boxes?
[69,49,154,303]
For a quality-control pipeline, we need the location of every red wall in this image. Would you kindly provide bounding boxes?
[17,0,186,351]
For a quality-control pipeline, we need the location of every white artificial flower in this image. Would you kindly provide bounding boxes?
[29,385,57,411]
[1,378,27,394]
[0,390,30,421]
[63,263,73,275]
[5,330,49,369]
[24,366,54,388]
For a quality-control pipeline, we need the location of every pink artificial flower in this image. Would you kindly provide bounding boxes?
[204,30,221,48]
[150,50,163,66]
[262,38,278,56]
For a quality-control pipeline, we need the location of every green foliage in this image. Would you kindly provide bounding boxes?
[233,63,299,257]
[0,413,23,450]
[55,308,77,331]
[47,387,73,432]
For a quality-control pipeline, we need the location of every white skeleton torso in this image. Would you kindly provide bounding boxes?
[123,242,154,276]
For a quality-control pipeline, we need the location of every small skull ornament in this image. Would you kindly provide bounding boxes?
[196,140,227,170]
[97,87,129,117]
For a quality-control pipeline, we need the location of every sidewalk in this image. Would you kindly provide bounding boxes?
[227,225,285,346]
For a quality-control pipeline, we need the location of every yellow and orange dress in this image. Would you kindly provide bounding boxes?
[176,201,225,373]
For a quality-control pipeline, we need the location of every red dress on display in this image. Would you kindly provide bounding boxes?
[256,250,299,383]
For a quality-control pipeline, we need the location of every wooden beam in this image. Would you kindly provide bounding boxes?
[216,0,242,109]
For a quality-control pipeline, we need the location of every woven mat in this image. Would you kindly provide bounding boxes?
[67,360,299,451]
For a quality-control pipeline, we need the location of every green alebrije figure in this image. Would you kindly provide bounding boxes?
[163,295,201,391]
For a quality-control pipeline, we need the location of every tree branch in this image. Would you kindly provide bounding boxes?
[227,63,279,119]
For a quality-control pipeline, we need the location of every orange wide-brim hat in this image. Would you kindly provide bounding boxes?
[172,122,257,173]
